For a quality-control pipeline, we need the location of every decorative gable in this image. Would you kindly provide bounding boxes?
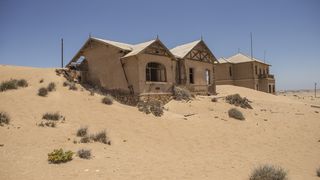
[143,41,172,57]
[185,41,215,63]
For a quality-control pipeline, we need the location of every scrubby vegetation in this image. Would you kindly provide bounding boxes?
[38,121,56,127]
[80,136,91,143]
[102,95,113,105]
[0,79,28,92]
[211,97,218,102]
[228,108,245,120]
[173,86,192,101]
[92,131,111,144]
[137,100,164,117]
[77,149,91,159]
[38,87,48,96]
[17,79,28,87]
[76,127,88,137]
[39,79,44,83]
[48,149,74,164]
[0,112,10,126]
[225,94,252,109]
[42,112,61,121]
[317,167,320,177]
[47,82,56,92]
[249,164,287,180]
[63,80,78,90]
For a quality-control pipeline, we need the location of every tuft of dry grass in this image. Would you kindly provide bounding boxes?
[77,149,91,159]
[17,79,28,87]
[226,94,252,109]
[38,87,48,97]
[47,82,56,92]
[76,127,88,137]
[42,112,61,121]
[173,86,192,101]
[249,164,287,180]
[0,112,10,126]
[102,95,113,105]
[137,100,164,117]
[91,131,111,145]
[228,108,245,120]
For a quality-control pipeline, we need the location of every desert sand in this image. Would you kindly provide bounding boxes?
[0,65,319,180]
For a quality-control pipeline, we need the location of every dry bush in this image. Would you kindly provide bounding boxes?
[102,95,113,105]
[0,79,18,92]
[317,167,320,177]
[38,121,56,128]
[0,112,10,126]
[47,82,56,92]
[80,136,91,143]
[228,108,245,120]
[42,112,61,121]
[69,83,77,90]
[77,149,91,159]
[76,127,88,137]
[39,79,44,83]
[249,164,287,180]
[137,100,164,117]
[48,149,74,164]
[211,97,218,102]
[17,79,28,87]
[225,94,252,109]
[173,86,192,101]
[63,81,70,87]
[91,131,111,145]
[38,87,48,96]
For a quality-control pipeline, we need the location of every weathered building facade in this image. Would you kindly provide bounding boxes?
[67,37,217,97]
[215,53,276,93]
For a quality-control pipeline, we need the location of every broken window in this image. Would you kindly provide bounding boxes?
[146,62,166,82]
[229,66,232,77]
[189,68,194,84]
[255,65,258,75]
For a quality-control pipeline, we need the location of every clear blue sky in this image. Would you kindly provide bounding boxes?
[1,0,319,90]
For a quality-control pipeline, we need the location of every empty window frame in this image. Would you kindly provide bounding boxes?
[146,62,166,82]
[205,69,210,85]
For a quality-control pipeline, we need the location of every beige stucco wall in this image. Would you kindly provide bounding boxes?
[233,62,254,80]
[184,59,214,93]
[131,54,176,95]
[215,63,234,85]
[83,42,129,91]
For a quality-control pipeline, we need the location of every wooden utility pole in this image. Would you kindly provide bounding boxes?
[315,82,317,98]
[61,38,64,68]
[250,32,253,59]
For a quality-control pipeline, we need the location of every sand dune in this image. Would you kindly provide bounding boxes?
[0,65,319,180]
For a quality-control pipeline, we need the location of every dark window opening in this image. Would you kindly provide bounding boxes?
[269,84,272,93]
[189,68,194,84]
[255,65,258,75]
[229,66,232,77]
[146,62,166,82]
[259,68,262,75]
[272,85,275,93]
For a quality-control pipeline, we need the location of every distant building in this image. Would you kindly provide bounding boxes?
[215,53,276,93]
[67,37,217,98]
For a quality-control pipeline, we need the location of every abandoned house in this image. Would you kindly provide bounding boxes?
[67,37,217,98]
[215,53,276,93]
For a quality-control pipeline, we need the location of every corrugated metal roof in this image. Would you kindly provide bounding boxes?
[91,37,133,51]
[122,39,156,58]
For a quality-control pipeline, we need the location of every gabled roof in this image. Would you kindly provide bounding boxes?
[122,39,156,58]
[170,40,201,58]
[222,53,270,65]
[91,37,133,51]
[217,57,231,64]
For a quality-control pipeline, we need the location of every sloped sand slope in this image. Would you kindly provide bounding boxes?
[0,65,319,180]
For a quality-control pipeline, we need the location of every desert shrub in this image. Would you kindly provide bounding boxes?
[249,164,287,180]
[45,121,56,127]
[39,79,44,83]
[76,127,88,137]
[80,136,91,143]
[0,79,18,91]
[0,112,10,126]
[63,81,70,87]
[47,82,56,92]
[317,167,320,177]
[102,95,113,105]
[77,149,91,159]
[92,131,111,144]
[42,112,61,121]
[69,83,77,90]
[211,97,218,102]
[225,94,252,109]
[228,108,245,120]
[38,87,48,96]
[137,100,164,117]
[48,149,74,164]
[173,86,192,101]
[17,79,28,87]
